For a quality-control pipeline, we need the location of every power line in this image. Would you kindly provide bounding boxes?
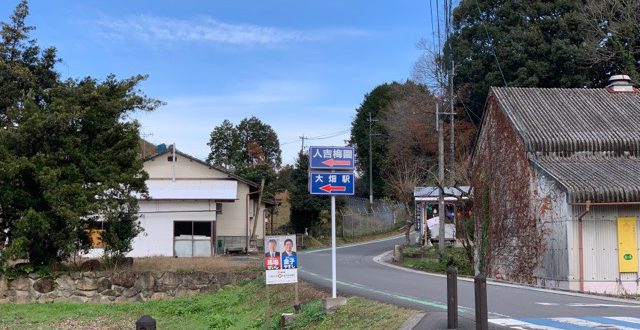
[280,129,351,147]
[306,129,350,140]
[473,0,508,87]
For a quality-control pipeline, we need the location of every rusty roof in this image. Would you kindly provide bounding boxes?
[491,87,640,156]
[532,155,640,203]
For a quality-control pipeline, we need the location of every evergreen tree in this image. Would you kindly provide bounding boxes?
[349,84,393,199]
[448,0,589,123]
[207,116,282,198]
[0,1,160,272]
[289,151,328,233]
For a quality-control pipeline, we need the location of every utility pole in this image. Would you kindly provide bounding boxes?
[140,131,153,158]
[368,112,377,206]
[437,104,446,257]
[299,134,306,154]
[446,0,455,176]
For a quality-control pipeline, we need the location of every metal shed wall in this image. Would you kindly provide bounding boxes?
[533,168,570,286]
[569,205,640,294]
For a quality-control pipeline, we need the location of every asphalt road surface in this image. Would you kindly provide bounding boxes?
[299,236,640,329]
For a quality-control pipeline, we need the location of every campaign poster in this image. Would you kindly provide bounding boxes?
[264,235,298,285]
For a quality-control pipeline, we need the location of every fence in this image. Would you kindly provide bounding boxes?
[340,197,407,238]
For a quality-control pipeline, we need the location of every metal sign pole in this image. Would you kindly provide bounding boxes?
[331,195,337,299]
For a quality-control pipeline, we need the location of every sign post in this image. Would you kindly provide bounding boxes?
[308,146,355,301]
[331,195,337,298]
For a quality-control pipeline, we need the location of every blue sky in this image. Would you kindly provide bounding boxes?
[2,1,436,164]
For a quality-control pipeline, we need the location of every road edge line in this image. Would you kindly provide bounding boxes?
[373,250,640,306]
[301,234,404,254]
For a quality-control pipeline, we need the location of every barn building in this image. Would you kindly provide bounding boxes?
[472,75,640,294]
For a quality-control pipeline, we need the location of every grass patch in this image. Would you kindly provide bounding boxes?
[287,297,411,330]
[402,245,473,276]
[0,279,412,330]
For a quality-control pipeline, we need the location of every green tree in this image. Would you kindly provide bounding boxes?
[0,1,160,272]
[236,116,282,168]
[445,0,590,122]
[289,151,328,233]
[349,84,393,199]
[580,0,640,85]
[206,116,282,198]
[206,119,238,170]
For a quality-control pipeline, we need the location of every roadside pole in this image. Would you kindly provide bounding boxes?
[331,195,337,298]
[309,146,355,309]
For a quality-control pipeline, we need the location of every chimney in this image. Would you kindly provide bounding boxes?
[606,74,637,93]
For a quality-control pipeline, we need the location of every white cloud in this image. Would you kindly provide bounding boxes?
[95,15,370,45]
[131,81,353,164]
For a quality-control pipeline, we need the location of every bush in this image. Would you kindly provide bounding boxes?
[403,246,473,276]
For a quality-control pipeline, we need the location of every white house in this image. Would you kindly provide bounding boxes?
[88,146,271,257]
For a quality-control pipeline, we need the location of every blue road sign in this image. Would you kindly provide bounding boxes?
[309,172,355,195]
[309,146,355,170]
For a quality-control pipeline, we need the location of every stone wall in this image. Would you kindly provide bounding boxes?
[0,270,259,304]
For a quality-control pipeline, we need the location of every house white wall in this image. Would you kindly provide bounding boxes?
[216,182,266,239]
[130,200,216,257]
[86,151,268,257]
[144,153,229,179]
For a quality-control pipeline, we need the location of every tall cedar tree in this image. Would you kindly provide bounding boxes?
[289,151,329,233]
[207,116,281,198]
[0,1,160,272]
[449,0,589,123]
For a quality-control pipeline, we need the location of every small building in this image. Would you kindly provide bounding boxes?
[413,186,471,238]
[472,75,640,294]
[88,146,271,257]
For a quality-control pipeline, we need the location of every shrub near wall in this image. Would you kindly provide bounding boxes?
[0,270,259,304]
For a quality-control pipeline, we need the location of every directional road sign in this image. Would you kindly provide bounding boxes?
[309,146,355,170]
[309,172,355,195]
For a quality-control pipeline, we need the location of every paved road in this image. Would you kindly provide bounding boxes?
[299,236,640,329]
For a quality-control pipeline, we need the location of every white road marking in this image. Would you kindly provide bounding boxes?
[567,303,640,308]
[535,303,560,306]
[552,317,636,329]
[489,318,560,329]
[608,316,640,324]
[301,234,404,254]
[490,316,640,329]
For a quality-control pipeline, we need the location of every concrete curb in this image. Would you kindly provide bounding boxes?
[398,311,426,330]
[373,250,640,306]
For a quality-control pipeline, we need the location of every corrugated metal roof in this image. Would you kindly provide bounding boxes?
[414,186,471,201]
[532,155,640,202]
[145,179,238,200]
[492,87,640,155]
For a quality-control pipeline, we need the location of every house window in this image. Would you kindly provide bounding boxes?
[174,221,212,257]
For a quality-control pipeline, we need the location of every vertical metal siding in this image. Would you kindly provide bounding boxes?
[572,205,640,282]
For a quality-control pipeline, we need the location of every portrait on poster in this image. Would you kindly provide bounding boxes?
[264,235,298,284]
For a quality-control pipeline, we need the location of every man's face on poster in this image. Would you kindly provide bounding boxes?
[268,240,277,252]
[284,240,293,252]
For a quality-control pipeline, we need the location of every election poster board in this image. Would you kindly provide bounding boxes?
[264,235,298,285]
